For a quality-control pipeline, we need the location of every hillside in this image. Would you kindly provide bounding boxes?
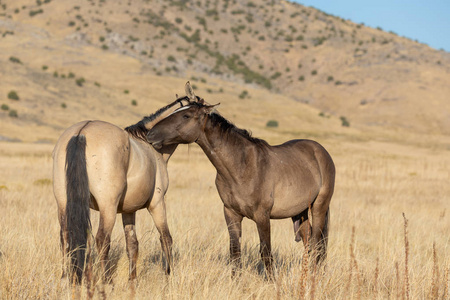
[1,0,450,141]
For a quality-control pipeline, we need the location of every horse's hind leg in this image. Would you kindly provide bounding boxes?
[95,208,117,282]
[310,194,331,265]
[148,201,173,275]
[122,213,138,281]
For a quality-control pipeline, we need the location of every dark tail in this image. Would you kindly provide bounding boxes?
[65,135,91,283]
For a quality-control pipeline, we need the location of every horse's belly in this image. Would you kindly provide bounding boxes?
[270,188,319,219]
[120,175,155,213]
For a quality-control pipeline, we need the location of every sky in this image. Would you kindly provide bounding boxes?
[293,0,450,52]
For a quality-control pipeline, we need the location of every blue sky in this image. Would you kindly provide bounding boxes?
[293,0,450,52]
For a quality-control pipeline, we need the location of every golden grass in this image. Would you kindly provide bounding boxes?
[0,130,449,299]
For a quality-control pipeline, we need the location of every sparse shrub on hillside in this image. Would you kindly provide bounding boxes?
[298,75,305,81]
[238,90,249,99]
[131,100,137,106]
[167,55,176,62]
[258,35,265,41]
[99,36,105,42]
[94,82,101,87]
[42,65,48,70]
[124,90,129,94]
[75,77,85,87]
[175,17,182,24]
[311,70,318,75]
[196,16,207,30]
[327,76,334,82]
[7,91,19,100]
[61,103,66,108]
[1,104,9,110]
[270,72,281,80]
[68,72,75,78]
[9,56,22,64]
[29,9,43,17]
[266,120,278,128]
[101,44,108,50]
[296,35,304,41]
[335,80,343,85]
[53,71,58,77]
[68,21,75,27]
[340,116,350,127]
[8,110,18,118]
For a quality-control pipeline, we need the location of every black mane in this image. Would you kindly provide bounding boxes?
[209,111,269,147]
[125,96,190,141]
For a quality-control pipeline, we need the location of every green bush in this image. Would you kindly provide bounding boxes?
[7,91,19,100]
[340,116,350,127]
[42,65,48,70]
[29,9,43,17]
[298,75,305,81]
[131,99,137,106]
[1,104,9,110]
[75,77,85,87]
[9,110,18,118]
[68,21,75,26]
[238,90,249,99]
[311,70,318,75]
[61,103,67,108]
[327,76,334,82]
[9,56,22,64]
[167,55,176,62]
[124,90,129,94]
[266,120,279,128]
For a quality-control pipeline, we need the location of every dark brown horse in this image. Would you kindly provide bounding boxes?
[146,93,335,278]
[53,87,199,283]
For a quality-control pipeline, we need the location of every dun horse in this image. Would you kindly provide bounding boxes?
[147,89,335,278]
[53,87,197,283]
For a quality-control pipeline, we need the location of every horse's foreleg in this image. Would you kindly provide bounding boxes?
[122,212,138,282]
[149,202,173,275]
[255,214,274,280]
[96,210,117,282]
[224,207,243,278]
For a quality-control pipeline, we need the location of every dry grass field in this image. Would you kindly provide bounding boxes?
[0,122,449,299]
[1,1,449,298]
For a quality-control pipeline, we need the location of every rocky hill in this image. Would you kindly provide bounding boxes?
[1,0,450,142]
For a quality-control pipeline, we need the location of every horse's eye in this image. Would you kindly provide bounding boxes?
[183,114,190,119]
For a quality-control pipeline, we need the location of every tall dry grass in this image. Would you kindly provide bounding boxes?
[0,134,449,299]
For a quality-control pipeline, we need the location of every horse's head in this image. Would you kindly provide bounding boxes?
[146,102,218,149]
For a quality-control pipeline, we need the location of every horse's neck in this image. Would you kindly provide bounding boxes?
[198,122,256,180]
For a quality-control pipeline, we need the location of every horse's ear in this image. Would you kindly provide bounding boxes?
[185,81,196,101]
[204,103,220,115]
